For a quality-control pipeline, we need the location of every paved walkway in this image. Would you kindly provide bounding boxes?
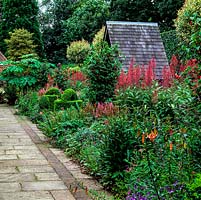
[0,105,104,200]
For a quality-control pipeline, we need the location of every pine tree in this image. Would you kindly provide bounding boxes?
[0,0,44,57]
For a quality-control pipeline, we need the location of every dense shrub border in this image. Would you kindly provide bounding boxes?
[15,57,201,199]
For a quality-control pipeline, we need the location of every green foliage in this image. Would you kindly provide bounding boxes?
[3,84,18,105]
[62,88,78,101]
[110,0,184,31]
[5,28,37,61]
[153,0,184,31]
[45,95,58,110]
[161,30,182,61]
[84,42,121,103]
[0,56,56,99]
[38,108,84,148]
[92,26,105,46]
[45,87,61,96]
[0,0,44,57]
[0,87,6,103]
[110,0,155,22]
[66,39,91,65]
[63,0,110,44]
[175,0,201,60]
[54,99,82,111]
[15,91,41,122]
[39,95,50,110]
[40,0,75,63]
[99,115,136,190]
[187,173,201,199]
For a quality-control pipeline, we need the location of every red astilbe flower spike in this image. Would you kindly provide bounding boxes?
[170,55,179,76]
[116,69,128,90]
[144,58,156,87]
[70,71,87,86]
[94,102,119,118]
[133,66,141,86]
[162,66,172,88]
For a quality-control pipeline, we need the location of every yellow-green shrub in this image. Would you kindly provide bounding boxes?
[66,39,91,65]
[5,28,37,61]
[92,26,105,46]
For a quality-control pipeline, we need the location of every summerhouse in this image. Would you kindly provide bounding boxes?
[104,21,168,79]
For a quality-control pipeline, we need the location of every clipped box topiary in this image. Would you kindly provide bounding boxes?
[62,88,78,101]
[45,87,61,97]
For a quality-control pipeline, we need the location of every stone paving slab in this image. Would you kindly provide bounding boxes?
[21,180,67,191]
[0,182,21,192]
[51,190,76,200]
[0,191,54,200]
[0,173,35,182]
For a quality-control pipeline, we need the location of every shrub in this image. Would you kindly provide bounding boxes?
[66,39,91,65]
[39,95,50,110]
[99,116,136,191]
[16,91,41,122]
[0,56,56,97]
[45,87,61,96]
[161,30,182,61]
[62,88,78,101]
[92,26,105,48]
[5,28,37,61]
[45,95,58,110]
[84,42,121,103]
[0,87,6,103]
[175,0,201,60]
[54,99,82,111]
[187,173,201,199]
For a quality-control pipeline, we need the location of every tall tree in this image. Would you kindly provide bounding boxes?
[153,0,184,31]
[63,0,110,45]
[109,0,184,31]
[110,0,155,22]
[40,0,75,63]
[0,0,44,57]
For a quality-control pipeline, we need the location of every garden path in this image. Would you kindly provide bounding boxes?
[0,104,103,200]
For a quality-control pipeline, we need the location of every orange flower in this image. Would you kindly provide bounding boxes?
[142,133,145,144]
[170,142,173,151]
[147,129,158,142]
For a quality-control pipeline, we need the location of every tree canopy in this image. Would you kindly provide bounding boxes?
[0,0,44,57]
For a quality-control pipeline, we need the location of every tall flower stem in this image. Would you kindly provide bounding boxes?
[145,144,161,200]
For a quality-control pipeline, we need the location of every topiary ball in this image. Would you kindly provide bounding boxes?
[45,87,61,97]
[62,88,78,102]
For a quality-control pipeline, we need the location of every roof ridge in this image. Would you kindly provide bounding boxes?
[106,21,158,26]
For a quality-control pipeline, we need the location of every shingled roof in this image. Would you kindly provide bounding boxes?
[104,21,169,79]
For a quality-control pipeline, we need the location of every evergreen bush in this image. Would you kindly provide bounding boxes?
[39,95,50,110]
[62,88,78,101]
[84,42,121,103]
[175,0,201,60]
[54,99,82,111]
[66,39,91,65]
[5,29,37,61]
[45,87,61,97]
[92,26,105,46]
